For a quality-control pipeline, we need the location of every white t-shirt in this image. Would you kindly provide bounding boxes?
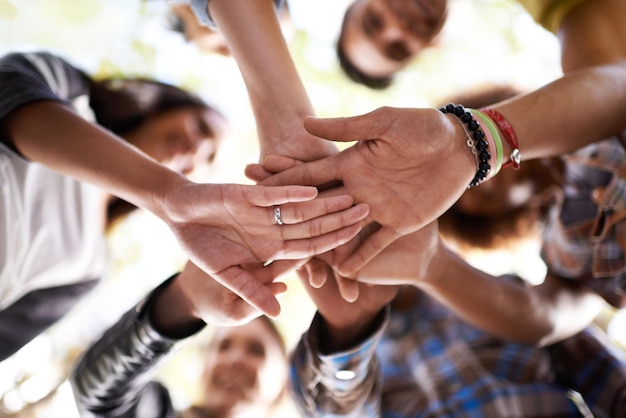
[0,52,107,309]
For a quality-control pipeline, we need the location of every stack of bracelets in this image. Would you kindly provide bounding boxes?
[438,103,521,189]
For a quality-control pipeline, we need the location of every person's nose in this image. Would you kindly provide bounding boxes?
[181,128,201,153]
[179,157,195,175]
[221,345,256,370]
[378,18,405,42]
[378,24,422,57]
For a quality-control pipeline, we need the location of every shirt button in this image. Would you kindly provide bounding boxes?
[335,370,356,381]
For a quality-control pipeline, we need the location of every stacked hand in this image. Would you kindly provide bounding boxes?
[155,179,369,317]
[296,261,399,353]
[258,107,475,276]
[176,261,288,327]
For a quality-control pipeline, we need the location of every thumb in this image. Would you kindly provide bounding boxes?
[304,109,390,143]
[244,163,271,183]
[261,154,301,173]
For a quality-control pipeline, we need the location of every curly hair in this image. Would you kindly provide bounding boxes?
[437,85,563,250]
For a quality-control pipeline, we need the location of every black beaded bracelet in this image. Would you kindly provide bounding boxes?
[439,103,491,188]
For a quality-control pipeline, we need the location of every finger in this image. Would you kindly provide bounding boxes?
[247,184,319,206]
[334,270,359,303]
[246,155,301,183]
[260,154,300,173]
[260,155,341,188]
[316,184,349,198]
[215,266,282,318]
[244,163,271,183]
[278,195,363,225]
[338,226,402,277]
[303,109,391,142]
[305,258,330,288]
[268,281,288,296]
[252,259,308,282]
[279,223,362,259]
[328,221,382,261]
[279,203,369,240]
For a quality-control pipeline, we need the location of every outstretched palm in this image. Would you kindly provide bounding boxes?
[264,107,475,276]
[160,181,369,317]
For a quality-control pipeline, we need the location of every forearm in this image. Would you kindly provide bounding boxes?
[209,0,337,160]
[420,243,603,346]
[3,101,189,218]
[70,276,203,417]
[297,264,396,353]
[149,274,206,339]
[492,64,626,161]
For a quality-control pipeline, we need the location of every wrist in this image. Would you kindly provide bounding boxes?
[319,308,385,354]
[479,107,521,170]
[152,174,200,223]
[148,274,205,339]
[440,104,491,188]
[440,112,479,188]
[418,240,451,291]
[257,115,339,162]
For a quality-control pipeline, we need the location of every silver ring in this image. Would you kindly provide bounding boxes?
[273,206,284,225]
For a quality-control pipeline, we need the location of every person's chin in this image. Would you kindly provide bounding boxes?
[208,386,249,409]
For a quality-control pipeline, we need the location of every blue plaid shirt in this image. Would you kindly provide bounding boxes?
[290,286,626,417]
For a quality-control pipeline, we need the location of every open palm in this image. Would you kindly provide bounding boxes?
[159,181,369,317]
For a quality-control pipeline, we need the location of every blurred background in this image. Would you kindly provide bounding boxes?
[0,0,623,416]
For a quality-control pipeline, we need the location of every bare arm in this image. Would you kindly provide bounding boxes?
[208,0,338,161]
[1,100,370,317]
[297,260,398,352]
[2,100,187,215]
[491,0,626,160]
[335,224,605,346]
[419,243,605,346]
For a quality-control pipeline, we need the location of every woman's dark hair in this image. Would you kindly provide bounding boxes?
[337,4,393,90]
[86,77,222,229]
[87,77,210,136]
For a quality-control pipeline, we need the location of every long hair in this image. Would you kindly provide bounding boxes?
[85,77,224,229]
[86,77,210,136]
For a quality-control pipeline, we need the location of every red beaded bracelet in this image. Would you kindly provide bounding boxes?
[480,107,521,170]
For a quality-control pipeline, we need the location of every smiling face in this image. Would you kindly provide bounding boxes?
[199,318,287,416]
[124,106,226,176]
[341,0,448,79]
